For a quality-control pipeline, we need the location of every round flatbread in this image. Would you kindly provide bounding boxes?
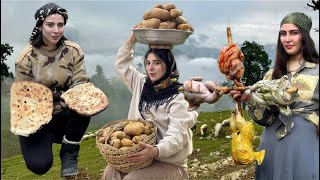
[10,80,53,137]
[61,82,109,116]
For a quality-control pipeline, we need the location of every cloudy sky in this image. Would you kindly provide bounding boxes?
[1,0,319,83]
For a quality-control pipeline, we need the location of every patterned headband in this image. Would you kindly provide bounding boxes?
[280,12,312,32]
[30,3,68,42]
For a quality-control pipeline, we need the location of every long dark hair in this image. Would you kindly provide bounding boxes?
[272,26,319,79]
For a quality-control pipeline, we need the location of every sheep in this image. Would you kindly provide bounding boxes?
[213,118,230,137]
[200,124,208,136]
[81,132,96,141]
[214,123,222,137]
[221,118,231,127]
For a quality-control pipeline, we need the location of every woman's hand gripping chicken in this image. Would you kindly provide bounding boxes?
[181,77,224,111]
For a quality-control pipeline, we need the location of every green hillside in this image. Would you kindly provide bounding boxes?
[1,111,264,179]
[1,94,21,159]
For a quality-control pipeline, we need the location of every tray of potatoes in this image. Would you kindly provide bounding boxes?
[133,3,194,46]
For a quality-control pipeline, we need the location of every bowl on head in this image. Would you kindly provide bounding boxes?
[133,28,193,47]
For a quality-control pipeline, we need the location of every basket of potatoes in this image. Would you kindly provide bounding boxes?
[133,3,194,47]
[96,119,157,172]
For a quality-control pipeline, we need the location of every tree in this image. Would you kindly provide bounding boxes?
[240,41,271,87]
[307,0,319,32]
[90,65,110,92]
[1,43,14,82]
[89,65,131,128]
[240,41,272,109]
[307,0,319,10]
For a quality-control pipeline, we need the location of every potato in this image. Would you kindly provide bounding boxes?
[136,21,144,29]
[124,122,145,136]
[177,23,192,31]
[145,121,154,128]
[143,126,152,135]
[121,138,136,147]
[189,24,194,32]
[110,139,121,148]
[113,121,130,131]
[159,22,170,29]
[139,18,161,29]
[170,9,182,18]
[110,131,127,139]
[159,21,176,29]
[163,4,176,11]
[154,4,164,9]
[132,133,148,144]
[132,135,143,144]
[173,16,187,26]
[139,121,146,126]
[97,129,104,137]
[105,127,112,131]
[143,8,170,21]
[102,127,112,137]
[126,135,132,140]
[165,21,176,29]
[110,136,119,141]
[98,136,107,144]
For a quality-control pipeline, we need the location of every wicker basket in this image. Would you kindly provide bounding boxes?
[96,119,157,173]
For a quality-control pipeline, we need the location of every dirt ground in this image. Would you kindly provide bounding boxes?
[68,160,256,180]
[188,157,256,180]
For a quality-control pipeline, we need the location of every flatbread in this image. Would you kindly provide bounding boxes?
[10,80,53,137]
[61,82,109,116]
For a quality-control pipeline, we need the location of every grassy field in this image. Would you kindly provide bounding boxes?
[1,94,22,159]
[1,110,264,179]
[0,93,117,159]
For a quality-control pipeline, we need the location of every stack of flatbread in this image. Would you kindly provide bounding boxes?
[61,82,109,117]
[10,80,53,137]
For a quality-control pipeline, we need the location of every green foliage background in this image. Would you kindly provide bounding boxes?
[1,43,14,82]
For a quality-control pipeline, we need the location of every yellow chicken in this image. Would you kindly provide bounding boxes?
[230,109,265,165]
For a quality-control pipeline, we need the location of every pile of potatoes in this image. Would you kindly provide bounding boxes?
[97,120,155,151]
[136,3,194,32]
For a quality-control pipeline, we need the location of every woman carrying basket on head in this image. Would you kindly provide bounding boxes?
[101,27,224,179]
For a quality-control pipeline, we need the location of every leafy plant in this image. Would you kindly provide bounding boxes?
[1,43,14,82]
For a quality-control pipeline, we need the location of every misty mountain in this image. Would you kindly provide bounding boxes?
[133,37,218,59]
[134,35,276,64]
